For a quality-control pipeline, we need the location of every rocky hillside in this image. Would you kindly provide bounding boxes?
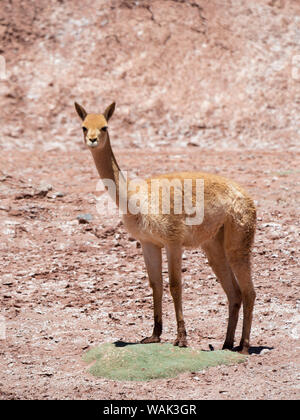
[0,0,299,151]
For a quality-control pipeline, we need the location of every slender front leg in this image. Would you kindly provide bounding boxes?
[166,244,187,347]
[140,242,163,344]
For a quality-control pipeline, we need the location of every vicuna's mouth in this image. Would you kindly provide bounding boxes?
[86,139,99,148]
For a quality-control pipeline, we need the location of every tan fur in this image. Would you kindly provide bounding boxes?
[75,102,256,354]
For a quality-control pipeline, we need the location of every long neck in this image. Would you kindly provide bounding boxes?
[90,133,126,208]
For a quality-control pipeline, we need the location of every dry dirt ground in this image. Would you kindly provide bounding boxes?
[0,0,299,400]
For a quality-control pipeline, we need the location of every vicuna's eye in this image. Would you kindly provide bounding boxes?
[82,127,87,133]
[101,126,108,132]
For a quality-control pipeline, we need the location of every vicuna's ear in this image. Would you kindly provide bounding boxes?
[74,102,87,121]
[103,102,116,122]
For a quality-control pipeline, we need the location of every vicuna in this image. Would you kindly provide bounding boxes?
[75,102,256,354]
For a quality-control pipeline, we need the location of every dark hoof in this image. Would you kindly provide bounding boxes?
[140,336,161,344]
[222,343,234,351]
[234,344,250,355]
[173,337,188,348]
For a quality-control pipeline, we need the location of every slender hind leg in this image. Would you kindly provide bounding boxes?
[202,228,242,350]
[166,244,187,347]
[140,242,163,344]
[226,254,255,354]
[224,223,256,354]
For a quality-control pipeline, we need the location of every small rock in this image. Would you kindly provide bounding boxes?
[0,204,10,211]
[35,183,52,197]
[54,191,64,197]
[15,190,34,199]
[268,231,283,240]
[9,207,22,216]
[48,191,65,199]
[260,348,272,355]
[15,183,52,199]
[77,213,93,224]
[38,371,54,377]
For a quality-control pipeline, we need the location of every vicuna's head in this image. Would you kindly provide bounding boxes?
[74,102,115,148]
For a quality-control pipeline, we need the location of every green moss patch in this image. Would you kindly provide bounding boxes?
[83,342,246,381]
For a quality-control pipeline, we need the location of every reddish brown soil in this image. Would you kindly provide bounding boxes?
[0,0,299,400]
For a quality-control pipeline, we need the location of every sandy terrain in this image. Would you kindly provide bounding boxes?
[0,0,299,399]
